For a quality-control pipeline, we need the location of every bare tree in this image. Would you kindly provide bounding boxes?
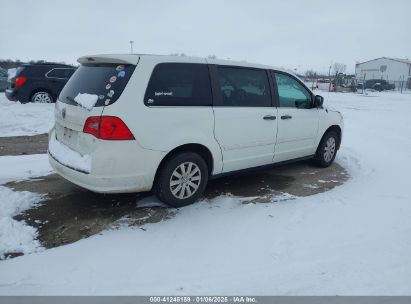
[207,54,217,59]
[305,70,317,90]
[333,62,347,74]
[305,69,317,79]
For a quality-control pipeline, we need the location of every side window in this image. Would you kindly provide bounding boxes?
[216,66,271,107]
[144,63,212,106]
[47,68,73,79]
[46,68,61,78]
[64,69,75,78]
[273,72,312,109]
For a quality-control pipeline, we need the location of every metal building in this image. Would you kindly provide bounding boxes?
[355,57,411,89]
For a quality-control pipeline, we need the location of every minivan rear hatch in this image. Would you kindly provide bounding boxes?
[54,56,137,154]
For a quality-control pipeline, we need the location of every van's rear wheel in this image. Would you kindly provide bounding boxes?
[313,131,338,167]
[154,152,208,207]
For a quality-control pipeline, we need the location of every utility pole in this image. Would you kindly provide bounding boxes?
[400,75,404,94]
[312,72,317,91]
[328,65,332,92]
[129,41,134,54]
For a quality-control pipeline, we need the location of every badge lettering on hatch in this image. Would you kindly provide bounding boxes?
[62,108,66,119]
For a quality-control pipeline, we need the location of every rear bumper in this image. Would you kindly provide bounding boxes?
[5,88,30,102]
[49,153,154,193]
[48,131,166,194]
[5,89,17,101]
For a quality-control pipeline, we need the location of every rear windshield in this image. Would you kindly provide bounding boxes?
[59,63,135,107]
[15,66,26,77]
[16,65,48,77]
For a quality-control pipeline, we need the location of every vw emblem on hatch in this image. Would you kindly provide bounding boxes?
[61,108,66,119]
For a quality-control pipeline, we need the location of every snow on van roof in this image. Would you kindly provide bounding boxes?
[77,54,293,75]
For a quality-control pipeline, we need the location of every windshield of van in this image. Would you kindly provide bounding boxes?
[59,63,135,107]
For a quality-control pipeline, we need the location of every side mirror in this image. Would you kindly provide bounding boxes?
[314,95,324,108]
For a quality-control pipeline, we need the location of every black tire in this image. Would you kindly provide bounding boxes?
[30,91,54,103]
[312,131,339,167]
[154,152,209,207]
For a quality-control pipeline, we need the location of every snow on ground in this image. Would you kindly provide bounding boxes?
[0,186,44,258]
[0,154,53,184]
[0,91,411,295]
[0,93,54,137]
[0,154,52,258]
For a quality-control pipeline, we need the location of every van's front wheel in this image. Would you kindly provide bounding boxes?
[313,131,338,167]
[154,152,208,207]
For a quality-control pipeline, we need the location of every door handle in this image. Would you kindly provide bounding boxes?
[281,115,292,120]
[263,115,276,120]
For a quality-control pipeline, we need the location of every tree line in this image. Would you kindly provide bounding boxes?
[0,59,67,70]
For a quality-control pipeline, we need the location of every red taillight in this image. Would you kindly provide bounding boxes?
[15,76,27,87]
[83,116,100,138]
[83,116,135,140]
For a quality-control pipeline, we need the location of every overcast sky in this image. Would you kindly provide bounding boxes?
[1,0,410,74]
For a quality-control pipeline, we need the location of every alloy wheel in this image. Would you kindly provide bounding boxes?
[324,137,336,162]
[169,162,202,199]
[33,92,53,103]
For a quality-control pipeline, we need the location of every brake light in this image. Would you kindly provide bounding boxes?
[15,76,27,87]
[83,116,135,140]
[83,116,100,138]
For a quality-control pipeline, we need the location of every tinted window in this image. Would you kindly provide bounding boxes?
[15,66,25,76]
[59,63,135,107]
[145,63,212,106]
[216,67,271,107]
[16,66,35,77]
[273,72,312,109]
[47,68,75,79]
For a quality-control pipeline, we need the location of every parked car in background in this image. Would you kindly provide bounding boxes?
[358,79,395,91]
[49,54,344,207]
[0,68,8,92]
[5,63,76,103]
[317,79,330,83]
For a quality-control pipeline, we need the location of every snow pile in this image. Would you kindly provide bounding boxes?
[7,68,16,80]
[136,196,168,208]
[0,186,44,259]
[0,93,54,137]
[0,154,51,259]
[0,154,53,184]
[74,93,98,110]
[48,132,91,173]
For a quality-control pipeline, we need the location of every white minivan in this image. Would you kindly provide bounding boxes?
[48,54,343,207]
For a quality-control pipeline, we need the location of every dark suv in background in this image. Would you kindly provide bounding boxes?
[358,79,395,91]
[5,63,76,103]
[0,68,8,92]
